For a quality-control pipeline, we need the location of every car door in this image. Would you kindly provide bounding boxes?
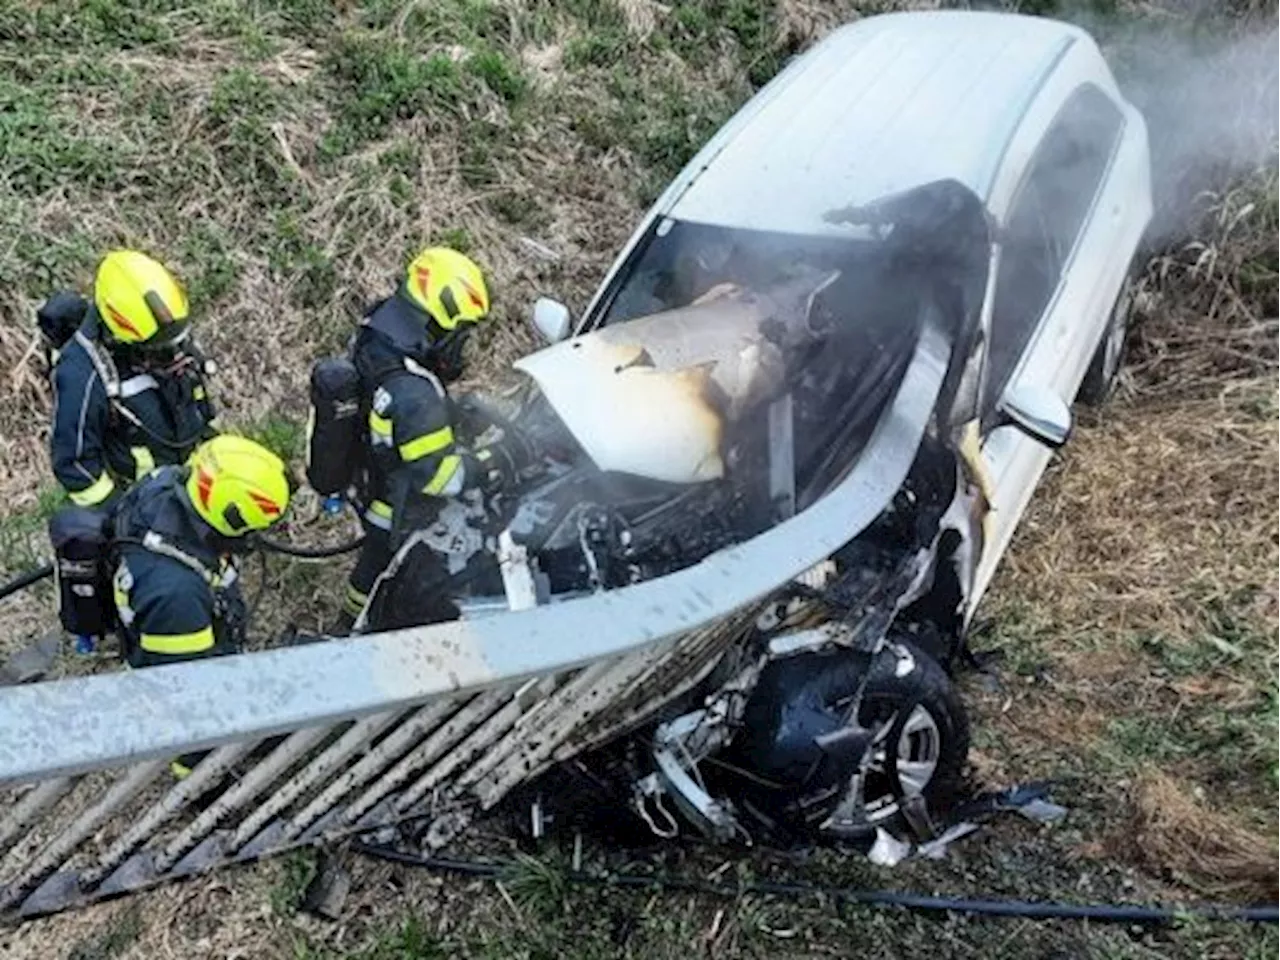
[973,84,1129,599]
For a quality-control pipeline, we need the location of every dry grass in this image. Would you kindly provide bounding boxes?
[1130,767,1279,900]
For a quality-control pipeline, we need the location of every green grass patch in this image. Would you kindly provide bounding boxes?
[180,225,241,307]
[268,212,337,309]
[0,80,124,196]
[0,0,182,49]
[321,36,463,155]
[563,28,635,69]
[67,903,142,960]
[267,848,318,917]
[239,413,305,465]
[664,0,798,87]
[467,46,528,103]
[0,486,65,572]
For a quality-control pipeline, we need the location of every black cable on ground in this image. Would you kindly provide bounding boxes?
[256,534,366,559]
[351,842,1279,926]
[0,563,54,602]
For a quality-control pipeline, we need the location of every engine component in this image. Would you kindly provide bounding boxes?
[497,530,540,611]
[651,728,739,842]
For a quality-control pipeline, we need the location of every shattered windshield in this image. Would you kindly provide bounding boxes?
[598,217,881,328]
[570,215,951,508]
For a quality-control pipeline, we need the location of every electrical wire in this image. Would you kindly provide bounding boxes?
[351,842,1279,925]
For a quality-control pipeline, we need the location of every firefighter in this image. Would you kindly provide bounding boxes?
[44,250,218,511]
[111,434,291,776]
[331,247,513,634]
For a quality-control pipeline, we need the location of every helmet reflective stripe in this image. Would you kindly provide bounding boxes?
[185,435,291,538]
[403,247,490,331]
[94,250,190,346]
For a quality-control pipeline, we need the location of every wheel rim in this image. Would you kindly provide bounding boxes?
[861,704,942,823]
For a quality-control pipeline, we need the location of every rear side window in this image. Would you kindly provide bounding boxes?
[983,84,1125,411]
[1027,84,1125,271]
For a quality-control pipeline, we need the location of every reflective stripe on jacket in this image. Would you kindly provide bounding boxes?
[353,298,470,538]
[49,314,216,504]
[110,467,242,667]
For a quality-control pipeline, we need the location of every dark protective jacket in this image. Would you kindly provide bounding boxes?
[351,294,470,541]
[110,466,245,668]
[50,311,216,508]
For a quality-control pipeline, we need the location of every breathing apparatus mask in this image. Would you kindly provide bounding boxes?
[420,324,471,384]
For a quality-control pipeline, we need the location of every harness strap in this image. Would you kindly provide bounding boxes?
[134,531,221,586]
[73,329,147,429]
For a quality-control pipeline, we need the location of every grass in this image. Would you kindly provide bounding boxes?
[0,0,1275,957]
[268,849,319,918]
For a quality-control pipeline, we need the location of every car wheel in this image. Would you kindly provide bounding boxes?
[830,638,970,837]
[727,637,969,843]
[1077,265,1136,406]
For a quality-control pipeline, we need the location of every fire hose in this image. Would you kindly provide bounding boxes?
[0,534,365,606]
[0,563,54,602]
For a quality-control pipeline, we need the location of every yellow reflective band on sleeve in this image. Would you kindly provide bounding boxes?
[422,454,462,495]
[304,406,316,468]
[399,425,454,463]
[363,499,393,531]
[68,472,116,506]
[140,625,215,655]
[193,385,206,400]
[369,411,392,438]
[344,584,369,616]
[131,445,156,480]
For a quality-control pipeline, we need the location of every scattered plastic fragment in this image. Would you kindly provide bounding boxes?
[916,821,981,860]
[1015,798,1069,825]
[868,827,913,866]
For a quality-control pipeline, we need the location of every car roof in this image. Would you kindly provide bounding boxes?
[668,11,1090,237]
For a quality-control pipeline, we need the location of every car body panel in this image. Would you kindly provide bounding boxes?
[513,275,834,484]
[580,11,1098,328]
[669,13,1078,235]
[564,8,1150,606]
[974,38,1153,599]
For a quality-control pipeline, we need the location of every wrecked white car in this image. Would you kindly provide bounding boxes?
[358,9,1152,846]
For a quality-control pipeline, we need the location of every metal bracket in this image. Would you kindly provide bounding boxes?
[651,742,737,843]
[767,393,796,521]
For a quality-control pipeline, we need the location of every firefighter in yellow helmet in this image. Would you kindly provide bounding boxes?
[108,435,290,775]
[318,247,514,633]
[40,250,218,511]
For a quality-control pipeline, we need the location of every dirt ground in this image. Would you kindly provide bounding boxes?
[0,1,1275,957]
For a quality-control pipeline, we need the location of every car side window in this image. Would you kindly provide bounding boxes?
[982,84,1125,415]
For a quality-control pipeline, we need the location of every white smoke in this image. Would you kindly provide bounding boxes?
[1105,12,1279,237]
[965,1,1278,237]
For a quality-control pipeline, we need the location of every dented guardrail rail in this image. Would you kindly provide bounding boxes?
[0,325,949,923]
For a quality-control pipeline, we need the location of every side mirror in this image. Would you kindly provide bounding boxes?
[997,384,1072,449]
[530,297,572,345]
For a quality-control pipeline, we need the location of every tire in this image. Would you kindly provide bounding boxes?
[1077,265,1137,407]
[726,638,970,842]
[843,638,970,834]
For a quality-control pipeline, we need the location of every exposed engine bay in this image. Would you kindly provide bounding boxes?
[363,259,945,620]
[360,180,992,843]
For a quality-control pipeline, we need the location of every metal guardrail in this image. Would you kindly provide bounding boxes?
[0,325,949,923]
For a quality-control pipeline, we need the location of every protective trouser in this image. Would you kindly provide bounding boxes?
[343,518,394,623]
